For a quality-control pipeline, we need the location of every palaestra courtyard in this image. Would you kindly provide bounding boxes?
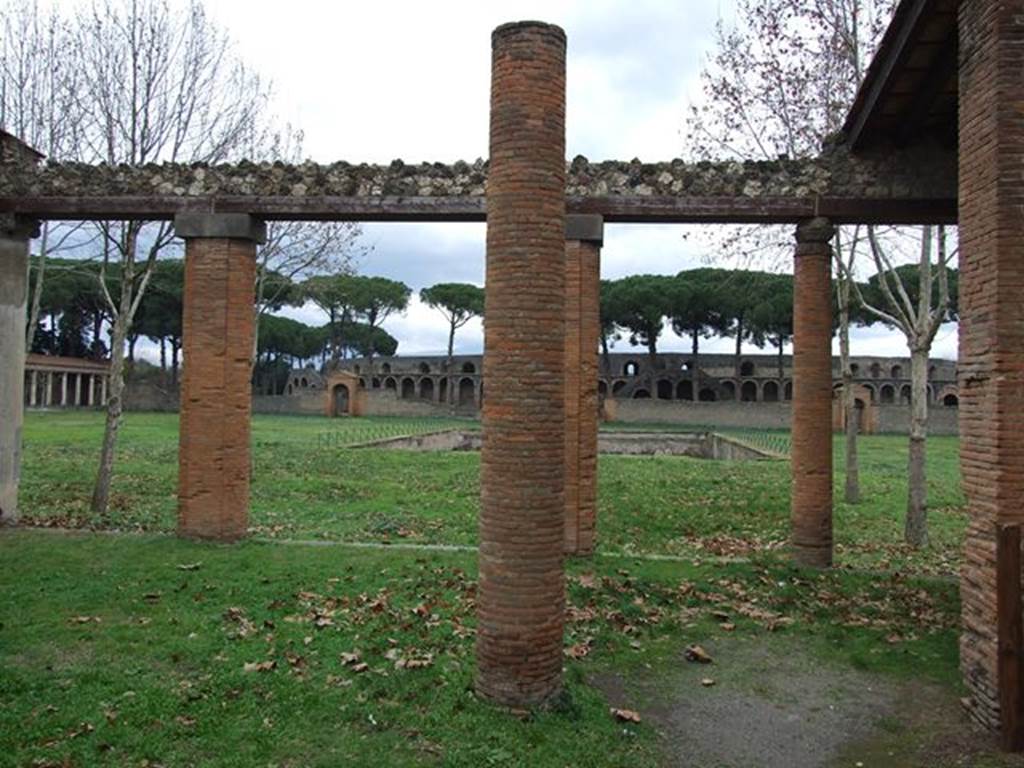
[3,1,1024,766]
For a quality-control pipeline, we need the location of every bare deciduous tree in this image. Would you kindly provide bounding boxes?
[0,1,89,353]
[686,0,895,504]
[249,128,364,361]
[67,0,272,515]
[845,226,957,546]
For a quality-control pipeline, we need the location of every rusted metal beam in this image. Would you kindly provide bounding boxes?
[0,193,956,225]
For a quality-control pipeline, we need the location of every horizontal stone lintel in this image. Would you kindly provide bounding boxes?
[0,194,956,226]
[0,145,957,226]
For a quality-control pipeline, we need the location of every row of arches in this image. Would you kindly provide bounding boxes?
[599,378,794,403]
[618,358,951,382]
[360,361,477,376]
[360,374,480,407]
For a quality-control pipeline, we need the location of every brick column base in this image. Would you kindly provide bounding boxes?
[476,20,567,709]
[565,215,602,556]
[175,214,264,541]
[790,217,834,568]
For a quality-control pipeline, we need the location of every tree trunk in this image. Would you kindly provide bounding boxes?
[25,223,48,355]
[600,334,611,375]
[447,321,456,409]
[92,312,103,358]
[776,339,784,383]
[691,331,700,394]
[171,340,180,386]
[648,341,658,397]
[905,347,929,547]
[734,317,743,377]
[160,337,167,371]
[91,308,128,515]
[839,276,859,503]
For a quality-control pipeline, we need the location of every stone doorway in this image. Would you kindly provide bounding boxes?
[333,383,350,416]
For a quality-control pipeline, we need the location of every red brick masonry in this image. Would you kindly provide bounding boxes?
[476,20,568,707]
[957,0,1024,733]
[176,215,263,541]
[790,217,835,568]
[564,223,601,556]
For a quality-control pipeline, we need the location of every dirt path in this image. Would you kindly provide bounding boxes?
[594,633,1023,768]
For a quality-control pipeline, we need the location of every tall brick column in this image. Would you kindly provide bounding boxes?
[958,0,1024,737]
[790,217,834,568]
[175,213,264,541]
[564,215,602,556]
[476,20,567,708]
[0,216,39,524]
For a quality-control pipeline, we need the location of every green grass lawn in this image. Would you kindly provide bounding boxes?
[0,411,980,767]
[1,530,962,768]
[18,411,966,575]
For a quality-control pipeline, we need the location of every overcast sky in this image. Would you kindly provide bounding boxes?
[168,1,954,361]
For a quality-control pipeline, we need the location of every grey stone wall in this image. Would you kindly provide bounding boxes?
[253,391,323,415]
[875,403,959,436]
[611,400,793,430]
[1,143,953,205]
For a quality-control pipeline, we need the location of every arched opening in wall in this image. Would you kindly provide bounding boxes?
[462,362,476,374]
[677,380,694,401]
[657,379,673,400]
[300,377,308,388]
[612,381,627,396]
[784,381,793,401]
[358,378,367,389]
[865,384,876,402]
[870,362,881,378]
[332,384,350,416]
[458,377,475,406]
[624,361,639,377]
[633,389,651,399]
[419,362,430,374]
[880,384,895,404]
[420,378,434,400]
[943,394,959,407]
[763,381,780,402]
[698,388,717,402]
[401,377,415,399]
[740,381,758,402]
[371,377,381,389]
[740,360,755,377]
[721,381,736,401]
[891,364,903,379]
[382,363,392,374]
[354,365,361,374]
[439,378,448,403]
[850,363,860,376]
[680,361,691,372]
[598,380,608,398]
[384,377,397,391]
[900,385,912,405]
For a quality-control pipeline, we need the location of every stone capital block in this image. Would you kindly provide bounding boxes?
[565,214,604,246]
[174,213,266,244]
